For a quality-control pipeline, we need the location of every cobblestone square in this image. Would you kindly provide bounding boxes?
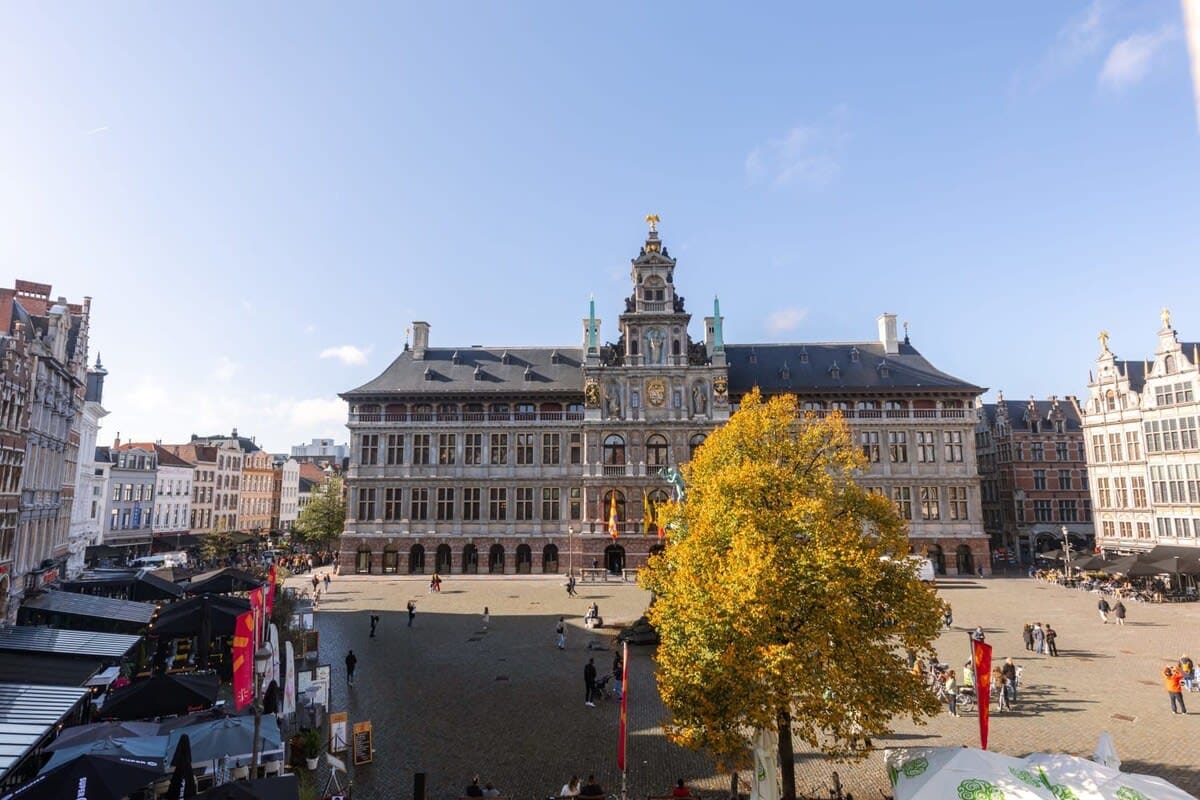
[294,572,1200,800]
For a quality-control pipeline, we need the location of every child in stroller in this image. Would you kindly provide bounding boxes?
[592,672,616,700]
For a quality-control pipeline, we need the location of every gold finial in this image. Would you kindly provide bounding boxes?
[1161,307,1172,329]
[644,214,660,233]
[1098,330,1110,353]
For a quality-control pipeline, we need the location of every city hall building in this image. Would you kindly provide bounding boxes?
[339,222,987,576]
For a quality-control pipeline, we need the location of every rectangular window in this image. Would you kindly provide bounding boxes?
[919,486,940,520]
[516,433,535,466]
[888,431,908,463]
[490,434,508,465]
[1125,430,1141,460]
[1144,421,1161,454]
[436,487,455,521]
[386,434,405,465]
[543,433,561,465]
[1177,518,1193,538]
[462,487,481,521]
[1033,500,1052,522]
[1033,469,1047,490]
[948,486,968,520]
[860,431,880,462]
[916,431,936,463]
[489,487,507,521]
[384,487,403,520]
[1055,441,1069,461]
[124,485,133,502]
[438,433,456,465]
[410,487,429,521]
[892,486,912,519]
[1058,499,1078,522]
[1132,476,1148,507]
[1058,469,1072,490]
[359,434,379,466]
[357,487,376,521]
[1103,520,1116,539]
[112,483,122,501]
[1108,433,1123,461]
[1177,382,1195,404]
[570,487,582,520]
[943,430,964,462]
[515,487,534,521]
[542,487,560,521]
[1014,443,1024,461]
[1113,477,1127,507]
[1136,521,1151,539]
[1181,417,1199,450]
[1098,477,1111,508]
[569,434,583,465]
[1031,442,1044,461]
[464,433,482,465]
[1119,520,1132,538]
[412,434,431,465]
[1092,434,1107,462]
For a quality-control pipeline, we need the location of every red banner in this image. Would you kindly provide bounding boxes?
[249,587,265,646]
[608,492,619,540]
[266,565,276,618]
[232,611,255,710]
[972,638,993,750]
[617,642,629,771]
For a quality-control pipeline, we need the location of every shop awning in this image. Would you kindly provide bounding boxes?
[0,682,90,784]
[21,590,158,626]
[0,654,105,688]
[0,627,142,660]
[60,568,183,601]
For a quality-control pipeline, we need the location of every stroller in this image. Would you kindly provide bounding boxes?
[593,673,616,700]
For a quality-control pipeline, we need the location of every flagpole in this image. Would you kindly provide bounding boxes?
[620,640,629,800]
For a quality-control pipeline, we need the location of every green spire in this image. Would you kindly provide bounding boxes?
[713,295,724,352]
[588,294,597,352]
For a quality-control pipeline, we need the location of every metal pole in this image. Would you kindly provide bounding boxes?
[251,669,263,774]
[1062,525,1072,582]
[568,527,574,576]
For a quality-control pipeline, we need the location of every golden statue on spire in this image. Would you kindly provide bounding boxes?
[1161,307,1172,329]
[644,214,660,233]
[1098,330,1110,353]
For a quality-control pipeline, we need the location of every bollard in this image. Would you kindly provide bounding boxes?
[414,771,426,800]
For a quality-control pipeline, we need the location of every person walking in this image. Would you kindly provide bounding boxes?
[1022,623,1034,652]
[311,574,319,594]
[943,604,953,629]
[567,574,577,597]
[482,607,489,631]
[1098,596,1111,623]
[944,670,958,717]
[407,601,416,627]
[1045,623,1058,656]
[584,658,597,707]
[369,613,379,638]
[1164,665,1187,714]
[1001,657,1018,702]
[323,573,331,591]
[1181,655,1197,692]
[1113,600,1127,626]
[345,650,358,687]
[612,651,624,699]
[1032,622,1045,655]
[556,617,566,650]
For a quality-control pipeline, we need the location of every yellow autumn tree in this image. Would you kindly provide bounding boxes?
[641,390,944,799]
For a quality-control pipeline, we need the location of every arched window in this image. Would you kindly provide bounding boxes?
[602,490,626,521]
[489,403,509,420]
[1165,355,1176,374]
[688,434,707,460]
[645,434,669,467]
[1106,390,1117,411]
[856,400,878,410]
[803,400,824,412]
[603,435,626,465]
[437,403,459,420]
[830,401,849,412]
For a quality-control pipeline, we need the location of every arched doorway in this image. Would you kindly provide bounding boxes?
[382,548,399,575]
[542,544,559,573]
[516,544,532,574]
[956,544,975,576]
[926,544,945,575]
[355,548,372,575]
[604,544,626,574]
[1033,532,1060,554]
[435,544,452,575]
[462,544,479,574]
[408,544,425,574]
[488,544,505,574]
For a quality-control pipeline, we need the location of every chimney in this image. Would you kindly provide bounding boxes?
[412,321,431,360]
[877,313,899,355]
[114,434,121,448]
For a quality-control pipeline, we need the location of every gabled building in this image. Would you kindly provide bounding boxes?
[340,221,987,577]
[159,444,216,535]
[271,457,300,534]
[67,357,110,576]
[99,441,157,556]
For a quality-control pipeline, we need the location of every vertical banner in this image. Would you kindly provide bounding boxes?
[608,492,619,540]
[617,641,628,771]
[266,564,277,618]
[268,624,281,688]
[972,637,993,750]
[249,586,265,646]
[232,611,255,710]
[282,640,296,716]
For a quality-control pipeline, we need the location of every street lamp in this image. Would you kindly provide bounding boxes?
[250,642,274,776]
[1061,525,1073,582]
[567,527,574,576]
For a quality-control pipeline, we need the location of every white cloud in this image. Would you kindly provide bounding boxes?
[1100,26,1179,90]
[1055,0,1108,66]
[746,109,846,188]
[125,376,168,412]
[319,345,369,366]
[86,126,109,136]
[286,397,347,427]
[765,308,809,334]
[304,324,316,335]
[214,356,239,382]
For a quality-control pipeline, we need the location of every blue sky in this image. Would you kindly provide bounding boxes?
[2,2,1198,452]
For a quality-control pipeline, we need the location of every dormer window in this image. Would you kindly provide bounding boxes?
[451,350,461,365]
[849,347,860,363]
[501,351,511,365]
[748,348,757,365]
[829,361,841,379]
[523,366,534,381]
[878,361,890,379]
[779,361,790,381]
[1054,420,1065,434]
[474,365,484,381]
[550,350,561,365]
[423,367,434,381]
[798,347,809,364]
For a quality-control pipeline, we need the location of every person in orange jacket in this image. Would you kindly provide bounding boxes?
[1164,665,1187,714]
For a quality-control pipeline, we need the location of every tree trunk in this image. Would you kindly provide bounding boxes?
[778,707,796,800]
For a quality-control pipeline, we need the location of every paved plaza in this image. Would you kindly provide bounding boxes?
[290,572,1200,800]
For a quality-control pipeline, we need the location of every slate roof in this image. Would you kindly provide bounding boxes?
[22,590,158,625]
[0,683,91,782]
[724,341,982,396]
[344,346,586,398]
[0,627,142,659]
[981,399,1084,432]
[190,433,262,453]
[1111,359,1148,393]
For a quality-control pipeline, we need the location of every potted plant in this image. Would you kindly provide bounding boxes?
[300,728,322,770]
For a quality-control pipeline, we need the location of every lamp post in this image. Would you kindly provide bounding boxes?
[1061,525,1073,582]
[567,527,574,576]
[250,642,274,776]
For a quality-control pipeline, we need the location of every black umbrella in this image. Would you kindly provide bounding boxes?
[0,754,164,800]
[194,775,299,800]
[101,672,220,720]
[152,594,250,665]
[167,734,197,799]
[182,568,264,596]
[1100,555,1163,577]
[1150,555,1200,576]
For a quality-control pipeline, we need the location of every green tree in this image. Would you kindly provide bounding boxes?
[199,529,234,564]
[294,476,346,550]
[640,390,945,798]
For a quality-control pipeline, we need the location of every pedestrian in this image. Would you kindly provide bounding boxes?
[1032,622,1045,655]
[1045,624,1058,656]
[482,607,489,631]
[567,574,577,597]
[434,574,442,592]
[971,626,986,642]
[1001,657,1018,702]
[1181,655,1197,692]
[943,605,953,629]
[407,600,416,627]
[977,565,984,579]
[1098,596,1111,623]
[429,574,437,593]
[323,573,331,591]
[1164,665,1188,714]
[369,613,379,638]
[612,651,624,699]
[311,574,319,593]
[559,776,581,797]
[556,617,566,650]
[592,559,599,570]
[584,658,597,707]
[1113,600,1126,626]
[944,670,958,717]
[1022,623,1034,652]
[345,650,358,686]
[992,666,1010,711]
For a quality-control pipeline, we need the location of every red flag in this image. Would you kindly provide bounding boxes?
[249,587,265,646]
[608,492,619,540]
[266,565,277,618]
[972,637,993,750]
[232,611,255,710]
[617,641,629,771]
